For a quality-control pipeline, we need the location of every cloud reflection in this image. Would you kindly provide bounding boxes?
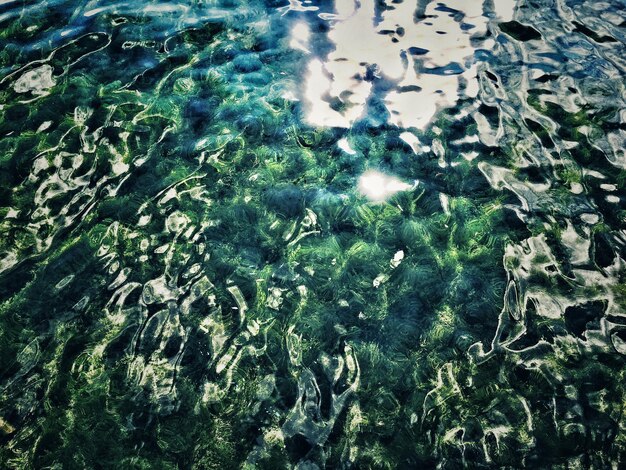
[291,0,516,129]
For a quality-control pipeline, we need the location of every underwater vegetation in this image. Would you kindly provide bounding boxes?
[0,0,626,468]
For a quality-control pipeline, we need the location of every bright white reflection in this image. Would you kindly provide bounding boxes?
[290,21,310,52]
[304,59,359,127]
[293,0,516,129]
[399,131,423,154]
[279,0,319,15]
[358,170,415,203]
[337,138,357,155]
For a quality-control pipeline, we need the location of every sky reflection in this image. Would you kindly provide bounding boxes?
[290,0,516,129]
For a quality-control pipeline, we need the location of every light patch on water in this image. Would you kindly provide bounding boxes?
[137,215,151,227]
[440,193,450,215]
[143,3,189,14]
[304,59,369,127]
[84,6,107,17]
[37,121,53,133]
[0,250,19,274]
[390,250,404,268]
[13,65,55,95]
[295,0,516,129]
[279,0,319,15]
[357,170,414,203]
[580,213,599,225]
[492,0,517,21]
[399,131,422,154]
[337,138,357,155]
[290,22,310,53]
[462,151,480,161]
[111,161,130,176]
[266,287,285,310]
[570,182,584,194]
[55,274,75,290]
[5,208,20,218]
[60,28,77,37]
[154,244,169,254]
[561,221,591,266]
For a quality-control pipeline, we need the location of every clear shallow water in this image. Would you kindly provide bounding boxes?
[0,0,625,467]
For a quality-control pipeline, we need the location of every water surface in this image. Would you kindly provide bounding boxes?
[0,0,625,468]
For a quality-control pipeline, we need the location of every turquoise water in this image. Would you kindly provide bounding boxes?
[0,0,625,467]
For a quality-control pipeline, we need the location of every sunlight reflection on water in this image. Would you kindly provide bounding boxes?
[291,0,516,129]
[357,170,415,202]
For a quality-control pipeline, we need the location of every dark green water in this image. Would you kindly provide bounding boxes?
[0,0,625,468]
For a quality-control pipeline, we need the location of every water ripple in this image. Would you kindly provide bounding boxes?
[0,0,625,468]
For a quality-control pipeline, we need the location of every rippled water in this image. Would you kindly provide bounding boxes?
[0,0,625,468]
